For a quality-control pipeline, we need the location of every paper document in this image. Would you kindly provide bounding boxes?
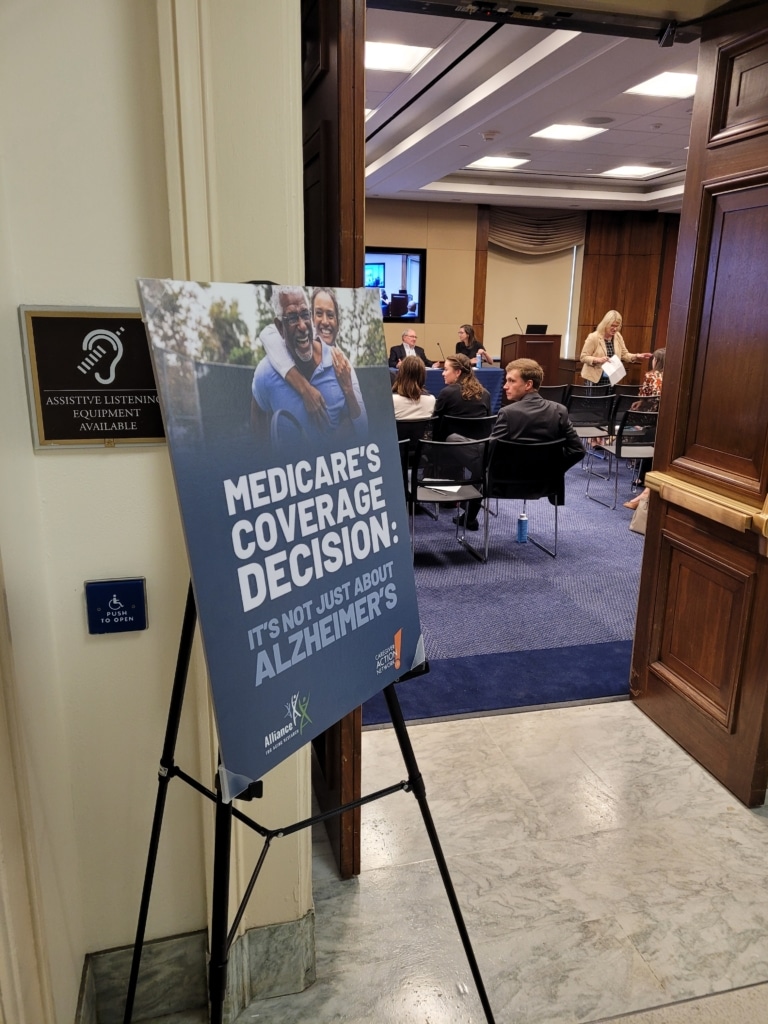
[601,354,626,385]
[423,483,463,494]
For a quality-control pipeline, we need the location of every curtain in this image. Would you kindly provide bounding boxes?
[488,207,586,255]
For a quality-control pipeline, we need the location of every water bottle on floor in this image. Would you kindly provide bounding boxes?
[517,513,528,544]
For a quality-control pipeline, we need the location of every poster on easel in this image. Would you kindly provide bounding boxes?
[137,279,424,798]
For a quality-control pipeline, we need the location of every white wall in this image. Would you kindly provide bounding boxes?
[485,243,582,363]
[0,2,310,1021]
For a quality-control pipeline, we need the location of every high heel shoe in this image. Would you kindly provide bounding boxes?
[624,487,650,510]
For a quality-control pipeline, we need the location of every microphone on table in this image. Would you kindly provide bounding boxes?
[436,342,447,364]
[515,316,524,333]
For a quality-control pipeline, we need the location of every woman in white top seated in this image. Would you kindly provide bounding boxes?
[391,355,437,420]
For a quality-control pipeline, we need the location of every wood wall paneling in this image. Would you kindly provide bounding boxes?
[577,210,675,361]
[653,216,680,352]
[473,205,490,342]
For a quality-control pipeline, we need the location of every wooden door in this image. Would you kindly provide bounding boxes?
[301,0,366,876]
[632,6,768,807]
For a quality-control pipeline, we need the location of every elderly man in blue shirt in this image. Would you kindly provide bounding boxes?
[252,285,367,443]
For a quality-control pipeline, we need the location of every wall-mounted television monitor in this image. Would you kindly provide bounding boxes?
[365,246,426,323]
[364,262,385,288]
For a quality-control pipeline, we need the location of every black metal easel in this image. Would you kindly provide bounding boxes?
[123,581,496,1024]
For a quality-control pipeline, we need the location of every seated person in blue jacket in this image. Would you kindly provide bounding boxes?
[251,285,367,443]
[388,328,435,368]
[456,358,584,530]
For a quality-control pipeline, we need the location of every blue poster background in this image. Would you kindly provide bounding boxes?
[137,280,424,798]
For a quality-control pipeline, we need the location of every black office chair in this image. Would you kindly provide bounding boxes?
[566,394,614,442]
[539,385,569,404]
[486,437,567,557]
[395,416,439,446]
[388,294,408,316]
[397,417,440,518]
[613,383,640,398]
[568,383,611,400]
[409,437,490,561]
[439,414,497,439]
[398,438,411,497]
[586,409,657,509]
[605,393,639,438]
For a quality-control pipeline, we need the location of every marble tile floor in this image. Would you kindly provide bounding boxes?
[234,701,768,1024]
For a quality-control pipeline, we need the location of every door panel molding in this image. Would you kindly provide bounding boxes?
[654,532,755,732]
[667,177,768,499]
[711,32,768,144]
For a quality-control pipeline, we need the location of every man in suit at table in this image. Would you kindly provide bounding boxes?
[388,328,435,368]
[456,358,584,530]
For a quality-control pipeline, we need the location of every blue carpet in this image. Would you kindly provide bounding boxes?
[362,640,632,725]
[363,458,643,725]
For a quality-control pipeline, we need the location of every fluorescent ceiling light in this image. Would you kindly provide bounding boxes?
[626,72,697,98]
[466,156,529,171]
[601,165,660,178]
[531,124,607,141]
[365,42,431,73]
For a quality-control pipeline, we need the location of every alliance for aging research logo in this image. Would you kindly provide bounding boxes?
[264,691,312,755]
[375,628,403,675]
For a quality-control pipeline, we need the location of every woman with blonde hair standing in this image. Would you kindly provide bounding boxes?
[579,310,652,384]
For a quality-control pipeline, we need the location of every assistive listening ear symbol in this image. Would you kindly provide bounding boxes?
[77,327,125,385]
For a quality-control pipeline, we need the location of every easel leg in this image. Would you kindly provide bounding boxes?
[383,683,497,1024]
[123,583,197,1024]
[209,774,233,1024]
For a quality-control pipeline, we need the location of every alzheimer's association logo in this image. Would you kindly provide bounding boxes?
[375,628,402,675]
[286,691,312,734]
[264,691,311,754]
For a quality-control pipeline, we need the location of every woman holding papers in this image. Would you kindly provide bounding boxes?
[579,310,652,384]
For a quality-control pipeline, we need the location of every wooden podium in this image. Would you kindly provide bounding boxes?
[500,333,561,385]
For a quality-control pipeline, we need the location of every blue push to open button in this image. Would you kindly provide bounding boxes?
[85,578,147,634]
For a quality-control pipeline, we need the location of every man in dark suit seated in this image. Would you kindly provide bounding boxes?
[491,359,584,463]
[388,328,435,368]
[457,358,584,529]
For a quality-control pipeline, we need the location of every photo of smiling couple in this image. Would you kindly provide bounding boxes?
[252,284,373,446]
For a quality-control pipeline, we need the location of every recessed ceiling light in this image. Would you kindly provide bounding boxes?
[466,156,529,171]
[625,72,697,98]
[601,165,660,178]
[583,116,614,126]
[365,42,431,73]
[531,124,607,141]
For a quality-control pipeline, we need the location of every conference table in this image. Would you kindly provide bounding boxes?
[423,366,506,414]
